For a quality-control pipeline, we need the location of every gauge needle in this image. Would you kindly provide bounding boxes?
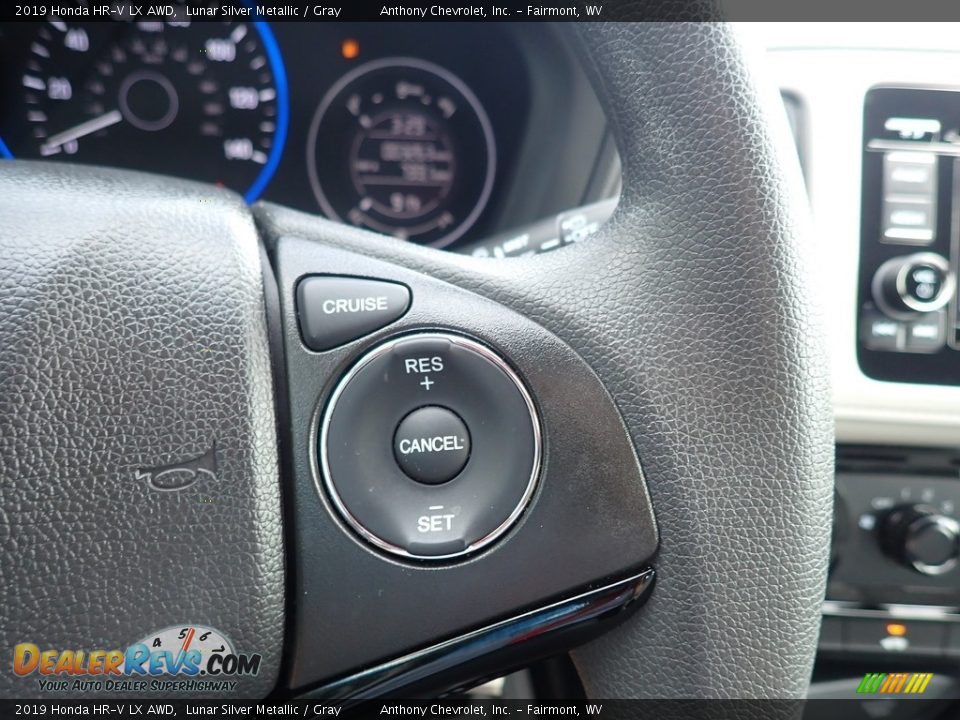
[40,109,123,155]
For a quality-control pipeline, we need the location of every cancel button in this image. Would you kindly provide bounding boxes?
[393,406,471,485]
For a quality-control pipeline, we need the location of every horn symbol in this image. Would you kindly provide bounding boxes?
[136,444,218,491]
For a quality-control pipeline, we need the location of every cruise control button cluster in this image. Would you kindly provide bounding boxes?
[297,275,410,351]
[320,333,540,559]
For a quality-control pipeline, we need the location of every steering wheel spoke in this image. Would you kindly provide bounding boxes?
[261,226,658,694]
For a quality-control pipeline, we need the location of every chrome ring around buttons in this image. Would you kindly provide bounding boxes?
[318,332,542,561]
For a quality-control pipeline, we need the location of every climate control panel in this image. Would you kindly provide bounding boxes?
[831,470,960,605]
[824,457,960,660]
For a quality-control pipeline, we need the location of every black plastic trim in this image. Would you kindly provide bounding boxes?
[299,568,655,701]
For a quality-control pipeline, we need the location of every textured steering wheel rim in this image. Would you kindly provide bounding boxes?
[562,22,836,699]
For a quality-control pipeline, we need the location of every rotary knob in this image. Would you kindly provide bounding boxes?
[872,253,953,319]
[880,505,960,576]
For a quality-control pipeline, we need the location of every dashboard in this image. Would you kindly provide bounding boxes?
[0,17,619,250]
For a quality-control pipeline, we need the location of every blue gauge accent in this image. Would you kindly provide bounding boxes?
[0,136,12,160]
[244,19,288,204]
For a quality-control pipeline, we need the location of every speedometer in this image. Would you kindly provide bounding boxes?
[0,16,287,202]
[307,58,496,248]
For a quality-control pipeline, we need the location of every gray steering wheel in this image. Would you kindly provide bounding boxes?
[0,22,832,700]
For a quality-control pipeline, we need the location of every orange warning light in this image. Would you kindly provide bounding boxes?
[886,623,908,637]
[341,38,360,60]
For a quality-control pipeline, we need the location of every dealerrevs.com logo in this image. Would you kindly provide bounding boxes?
[13,625,261,693]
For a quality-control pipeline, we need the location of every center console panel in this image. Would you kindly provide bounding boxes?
[858,86,960,384]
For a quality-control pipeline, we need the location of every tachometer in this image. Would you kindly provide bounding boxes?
[307,58,495,248]
[1,16,287,202]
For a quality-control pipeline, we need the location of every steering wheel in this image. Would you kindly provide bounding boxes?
[0,23,833,700]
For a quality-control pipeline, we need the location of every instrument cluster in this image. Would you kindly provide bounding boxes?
[0,16,614,250]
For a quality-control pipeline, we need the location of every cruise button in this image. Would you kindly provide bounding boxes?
[297,276,410,351]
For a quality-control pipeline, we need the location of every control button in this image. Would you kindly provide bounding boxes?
[904,312,945,353]
[394,406,471,485]
[904,263,945,305]
[880,505,960,575]
[846,618,943,656]
[297,276,410,351]
[884,151,937,196]
[860,307,903,351]
[881,150,938,245]
[321,333,540,559]
[871,253,953,319]
[908,519,958,568]
[882,199,936,244]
